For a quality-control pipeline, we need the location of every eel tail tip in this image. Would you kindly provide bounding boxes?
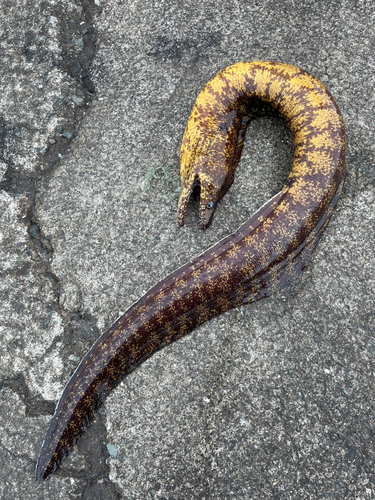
[35,444,60,482]
[35,459,50,482]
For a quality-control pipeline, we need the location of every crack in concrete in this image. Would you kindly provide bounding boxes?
[0,0,121,495]
[0,441,36,468]
[0,374,55,417]
[53,412,121,498]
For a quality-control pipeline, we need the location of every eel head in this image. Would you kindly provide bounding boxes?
[177,165,223,229]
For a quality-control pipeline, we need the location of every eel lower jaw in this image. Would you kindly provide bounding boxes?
[177,173,200,227]
[177,185,191,227]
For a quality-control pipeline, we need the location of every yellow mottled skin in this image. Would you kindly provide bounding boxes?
[178,61,345,228]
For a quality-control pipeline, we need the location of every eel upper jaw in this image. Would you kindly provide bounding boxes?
[198,195,216,229]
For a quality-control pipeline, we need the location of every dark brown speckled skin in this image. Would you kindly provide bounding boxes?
[36,61,346,481]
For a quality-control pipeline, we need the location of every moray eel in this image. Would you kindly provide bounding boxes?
[36,61,346,481]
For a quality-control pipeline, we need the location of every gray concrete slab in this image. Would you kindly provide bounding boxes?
[0,0,374,498]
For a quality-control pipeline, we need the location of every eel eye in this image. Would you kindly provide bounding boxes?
[206,201,214,209]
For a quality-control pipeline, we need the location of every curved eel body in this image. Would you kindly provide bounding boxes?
[36,61,346,481]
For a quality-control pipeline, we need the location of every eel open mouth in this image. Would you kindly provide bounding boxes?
[177,174,216,229]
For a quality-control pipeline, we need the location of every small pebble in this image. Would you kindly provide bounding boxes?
[68,355,80,362]
[62,131,74,140]
[48,138,56,145]
[28,225,38,239]
[57,126,64,134]
[73,38,84,48]
[71,95,85,107]
[106,443,118,458]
